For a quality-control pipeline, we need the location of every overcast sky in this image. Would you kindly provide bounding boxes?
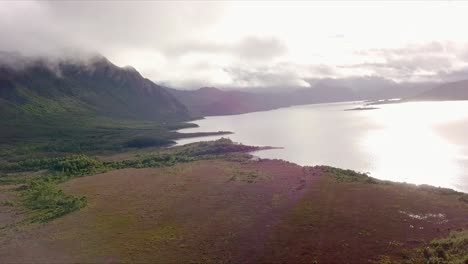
[2,1,468,89]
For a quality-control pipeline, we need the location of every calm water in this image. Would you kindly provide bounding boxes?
[176,101,468,192]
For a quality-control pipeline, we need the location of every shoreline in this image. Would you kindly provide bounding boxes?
[170,100,468,194]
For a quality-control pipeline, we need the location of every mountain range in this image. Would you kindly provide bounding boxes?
[165,76,436,116]
[1,53,468,124]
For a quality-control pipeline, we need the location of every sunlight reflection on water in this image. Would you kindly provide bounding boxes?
[360,102,467,189]
[176,101,468,192]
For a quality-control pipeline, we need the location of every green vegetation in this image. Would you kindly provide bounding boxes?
[51,154,107,176]
[415,231,468,264]
[0,154,106,223]
[21,178,87,223]
[0,115,191,161]
[174,137,261,156]
[125,137,175,148]
[0,139,260,223]
[418,184,462,196]
[1,154,108,185]
[319,165,379,184]
[109,138,259,170]
[228,169,262,183]
[320,167,468,207]
[459,194,468,203]
[1,138,254,182]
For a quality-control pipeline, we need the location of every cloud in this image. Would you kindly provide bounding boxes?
[223,63,315,88]
[345,55,453,80]
[2,1,468,88]
[0,1,291,88]
[457,46,468,63]
[235,37,287,60]
[162,36,286,61]
[357,42,448,57]
[345,42,468,82]
[0,1,225,57]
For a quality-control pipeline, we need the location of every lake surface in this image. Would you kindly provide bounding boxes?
[176,101,468,192]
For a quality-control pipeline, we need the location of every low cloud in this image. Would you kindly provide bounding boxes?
[0,1,225,58]
[163,36,286,61]
[346,42,468,82]
[357,42,448,57]
[2,2,468,88]
[223,63,314,88]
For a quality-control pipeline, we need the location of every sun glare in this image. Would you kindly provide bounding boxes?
[362,102,468,189]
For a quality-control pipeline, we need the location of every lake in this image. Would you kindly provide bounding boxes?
[176,101,468,193]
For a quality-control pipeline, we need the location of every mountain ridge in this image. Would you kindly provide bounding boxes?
[410,79,468,101]
[165,77,436,116]
[0,54,191,123]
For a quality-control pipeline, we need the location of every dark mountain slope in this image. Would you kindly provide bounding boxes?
[0,54,193,154]
[411,79,468,101]
[0,55,190,122]
[307,76,432,100]
[166,87,290,116]
[166,85,360,116]
[288,84,357,104]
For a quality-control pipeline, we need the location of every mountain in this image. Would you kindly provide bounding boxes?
[306,76,434,100]
[410,79,468,101]
[165,87,291,116]
[166,84,367,117]
[288,84,357,104]
[0,53,190,123]
[166,77,435,116]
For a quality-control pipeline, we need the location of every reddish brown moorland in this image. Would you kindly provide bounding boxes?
[0,159,467,263]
